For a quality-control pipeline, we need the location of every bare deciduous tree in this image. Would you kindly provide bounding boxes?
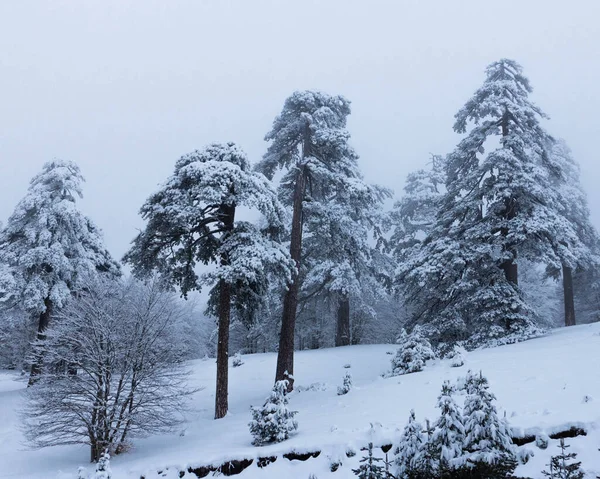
[22,277,196,462]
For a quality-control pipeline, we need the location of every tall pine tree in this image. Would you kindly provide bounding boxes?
[257,90,364,388]
[124,143,294,418]
[0,160,120,384]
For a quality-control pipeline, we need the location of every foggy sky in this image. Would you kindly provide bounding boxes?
[1,0,599,260]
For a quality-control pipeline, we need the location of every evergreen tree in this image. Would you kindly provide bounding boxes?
[0,160,120,384]
[431,380,465,471]
[257,90,366,388]
[388,328,436,376]
[398,59,574,347]
[462,372,516,477]
[249,379,298,446]
[547,138,600,326]
[389,154,444,261]
[124,142,294,419]
[541,438,584,479]
[353,442,385,479]
[394,410,425,478]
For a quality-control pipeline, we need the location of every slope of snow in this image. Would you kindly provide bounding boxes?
[2,323,600,478]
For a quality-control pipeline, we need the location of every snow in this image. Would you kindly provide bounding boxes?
[3,323,600,478]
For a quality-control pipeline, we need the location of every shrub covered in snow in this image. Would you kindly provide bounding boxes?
[232,352,244,368]
[249,379,298,446]
[448,345,466,368]
[388,329,436,376]
[94,451,111,479]
[337,371,353,396]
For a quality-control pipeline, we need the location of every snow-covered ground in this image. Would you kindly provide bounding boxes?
[2,323,600,478]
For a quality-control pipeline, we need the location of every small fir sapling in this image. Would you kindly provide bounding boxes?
[353,442,386,479]
[431,380,465,470]
[541,438,584,479]
[388,328,436,376]
[337,371,353,396]
[232,352,244,368]
[94,451,111,479]
[394,410,425,478]
[249,379,298,446]
[462,371,517,477]
[77,467,88,479]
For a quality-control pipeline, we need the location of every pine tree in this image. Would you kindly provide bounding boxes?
[124,143,294,419]
[257,91,366,388]
[388,328,436,376]
[94,451,111,479]
[541,439,584,479]
[353,442,385,479]
[394,410,425,478]
[432,380,465,471]
[397,59,573,348]
[389,154,444,261]
[547,138,600,326]
[249,379,298,445]
[462,372,516,477]
[0,160,120,384]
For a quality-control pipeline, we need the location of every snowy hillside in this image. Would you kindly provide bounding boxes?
[2,323,600,479]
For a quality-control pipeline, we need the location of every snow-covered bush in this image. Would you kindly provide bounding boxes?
[337,371,352,396]
[388,329,436,376]
[449,345,466,368]
[77,466,88,479]
[536,433,550,450]
[249,379,298,446]
[94,451,111,479]
[232,352,244,368]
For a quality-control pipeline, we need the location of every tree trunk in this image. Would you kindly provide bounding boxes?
[215,203,235,419]
[335,294,350,346]
[28,297,52,386]
[500,110,518,286]
[275,163,307,392]
[562,264,576,326]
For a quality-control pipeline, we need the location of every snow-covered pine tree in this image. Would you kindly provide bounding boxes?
[431,380,466,474]
[124,143,295,419]
[249,379,298,446]
[462,371,517,477]
[353,442,385,479]
[448,345,466,368]
[337,370,352,395]
[0,160,120,384]
[388,328,436,376]
[547,138,600,326]
[394,410,425,478]
[94,451,111,479]
[299,156,391,348]
[541,438,584,479]
[388,154,444,262]
[398,59,574,348]
[257,91,371,388]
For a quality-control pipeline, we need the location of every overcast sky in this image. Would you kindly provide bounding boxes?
[1,0,599,260]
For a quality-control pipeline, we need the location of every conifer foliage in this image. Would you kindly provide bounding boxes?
[249,379,298,446]
[541,438,584,479]
[353,442,386,479]
[0,160,120,384]
[124,142,294,419]
[388,328,436,376]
